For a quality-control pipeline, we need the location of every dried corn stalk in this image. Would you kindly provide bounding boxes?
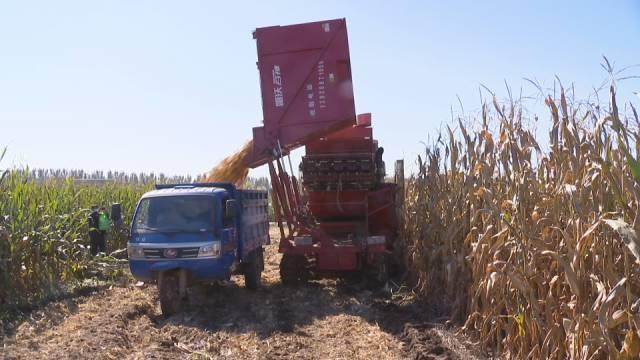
[402,81,640,359]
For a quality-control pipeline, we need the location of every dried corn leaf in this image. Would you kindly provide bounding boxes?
[598,278,626,356]
[620,328,640,359]
[603,219,640,263]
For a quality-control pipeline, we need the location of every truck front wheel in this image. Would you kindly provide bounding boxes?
[244,249,262,290]
[159,272,181,316]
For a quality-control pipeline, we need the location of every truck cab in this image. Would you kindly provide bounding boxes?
[127,183,269,315]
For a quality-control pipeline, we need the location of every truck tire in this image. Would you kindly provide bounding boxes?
[244,249,262,290]
[159,273,181,317]
[280,254,309,286]
[258,247,265,272]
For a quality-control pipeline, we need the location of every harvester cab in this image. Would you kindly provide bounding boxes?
[244,18,403,285]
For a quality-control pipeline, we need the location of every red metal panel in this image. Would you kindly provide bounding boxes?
[305,114,374,154]
[356,113,371,127]
[246,18,357,167]
[324,125,372,142]
[308,191,367,218]
[318,221,364,241]
[317,249,358,271]
[367,184,397,243]
[323,113,372,141]
[305,136,373,154]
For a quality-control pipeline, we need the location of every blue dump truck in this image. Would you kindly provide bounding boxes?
[127,183,269,315]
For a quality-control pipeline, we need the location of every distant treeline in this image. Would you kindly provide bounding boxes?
[20,168,270,189]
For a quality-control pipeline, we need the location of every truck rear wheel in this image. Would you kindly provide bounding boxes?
[159,273,181,317]
[258,247,265,272]
[244,249,262,290]
[280,254,309,286]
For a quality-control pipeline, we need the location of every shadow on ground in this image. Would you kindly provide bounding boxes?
[144,277,478,359]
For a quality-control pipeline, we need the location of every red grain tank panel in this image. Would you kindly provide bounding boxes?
[305,113,374,154]
[246,18,357,167]
[308,191,368,219]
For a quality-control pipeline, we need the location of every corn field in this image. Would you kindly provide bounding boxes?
[0,162,149,310]
[403,78,640,358]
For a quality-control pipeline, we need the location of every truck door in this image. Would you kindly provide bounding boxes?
[220,196,238,257]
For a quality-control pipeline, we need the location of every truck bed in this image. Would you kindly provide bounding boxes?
[239,190,270,257]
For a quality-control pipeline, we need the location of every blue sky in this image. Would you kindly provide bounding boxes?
[1,0,639,178]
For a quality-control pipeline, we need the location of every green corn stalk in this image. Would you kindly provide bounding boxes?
[0,151,149,309]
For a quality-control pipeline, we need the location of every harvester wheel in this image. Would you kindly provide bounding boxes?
[280,254,309,286]
[159,273,181,317]
[365,253,389,287]
[244,249,262,290]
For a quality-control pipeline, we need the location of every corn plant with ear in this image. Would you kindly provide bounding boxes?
[402,81,640,359]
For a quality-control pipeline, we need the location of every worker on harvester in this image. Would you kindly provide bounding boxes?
[375,146,386,186]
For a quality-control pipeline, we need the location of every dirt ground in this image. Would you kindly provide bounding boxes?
[2,227,484,360]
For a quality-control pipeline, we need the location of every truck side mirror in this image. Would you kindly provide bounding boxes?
[225,200,237,220]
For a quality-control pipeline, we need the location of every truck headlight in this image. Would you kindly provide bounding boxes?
[127,244,145,259]
[198,242,221,257]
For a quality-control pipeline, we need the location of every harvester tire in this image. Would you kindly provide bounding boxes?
[159,273,181,317]
[244,249,262,290]
[280,254,309,286]
[366,253,389,288]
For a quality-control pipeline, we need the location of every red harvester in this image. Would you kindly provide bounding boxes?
[244,18,403,284]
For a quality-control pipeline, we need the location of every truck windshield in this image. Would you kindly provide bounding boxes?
[133,195,216,233]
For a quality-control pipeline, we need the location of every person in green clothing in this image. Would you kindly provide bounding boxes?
[96,206,111,255]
